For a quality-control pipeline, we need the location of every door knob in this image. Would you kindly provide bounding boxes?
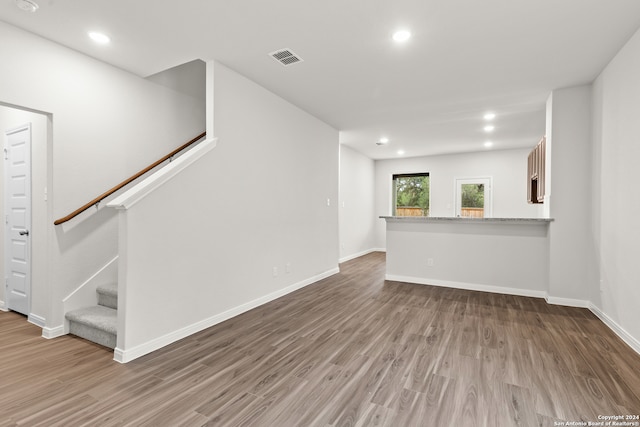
[19,230,29,236]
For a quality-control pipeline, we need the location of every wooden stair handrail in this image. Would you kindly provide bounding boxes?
[54,131,206,225]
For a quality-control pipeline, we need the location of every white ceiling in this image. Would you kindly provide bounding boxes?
[2,0,640,159]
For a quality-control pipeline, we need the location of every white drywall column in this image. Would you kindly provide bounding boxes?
[546,85,598,304]
[590,25,640,349]
[206,60,215,139]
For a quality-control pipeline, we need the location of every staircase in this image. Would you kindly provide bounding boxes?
[65,283,118,349]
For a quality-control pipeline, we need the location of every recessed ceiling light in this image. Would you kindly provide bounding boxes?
[484,112,496,121]
[392,30,411,43]
[14,0,39,13]
[89,32,110,45]
[377,137,390,145]
[484,141,494,148]
[483,125,495,133]
[397,150,405,155]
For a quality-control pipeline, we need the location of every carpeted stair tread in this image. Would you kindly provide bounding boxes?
[97,283,118,309]
[97,282,118,298]
[66,305,117,335]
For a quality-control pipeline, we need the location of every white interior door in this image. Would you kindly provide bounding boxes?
[4,124,32,315]
[455,177,492,218]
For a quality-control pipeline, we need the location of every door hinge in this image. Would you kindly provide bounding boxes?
[3,148,7,160]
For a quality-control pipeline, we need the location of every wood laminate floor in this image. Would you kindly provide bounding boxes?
[1,252,639,426]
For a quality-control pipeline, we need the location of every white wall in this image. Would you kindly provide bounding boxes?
[0,106,49,321]
[146,59,206,105]
[212,60,339,283]
[0,21,205,329]
[112,61,339,360]
[339,145,376,261]
[591,26,640,346]
[545,85,598,304]
[374,148,543,249]
[385,220,550,295]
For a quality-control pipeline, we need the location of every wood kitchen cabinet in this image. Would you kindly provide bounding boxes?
[527,137,545,204]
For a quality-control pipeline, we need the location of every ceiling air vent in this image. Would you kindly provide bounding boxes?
[269,49,303,66]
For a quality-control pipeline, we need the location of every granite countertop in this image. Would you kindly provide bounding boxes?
[379,216,553,223]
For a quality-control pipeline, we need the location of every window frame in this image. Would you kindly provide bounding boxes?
[392,172,430,217]
[454,176,493,218]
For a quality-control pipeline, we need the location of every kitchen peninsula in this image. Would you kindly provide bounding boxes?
[380,216,553,297]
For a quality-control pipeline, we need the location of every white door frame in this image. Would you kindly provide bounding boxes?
[454,176,493,218]
[4,123,32,315]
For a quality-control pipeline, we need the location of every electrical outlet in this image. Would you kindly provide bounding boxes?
[272,267,278,277]
[427,258,434,267]
[285,263,291,274]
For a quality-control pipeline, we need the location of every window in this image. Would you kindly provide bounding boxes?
[393,173,430,216]
[455,177,492,218]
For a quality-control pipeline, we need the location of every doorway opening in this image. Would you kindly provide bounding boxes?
[455,177,492,218]
[4,124,32,315]
[1,103,50,327]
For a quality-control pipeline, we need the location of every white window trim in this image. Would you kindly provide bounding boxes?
[454,176,493,218]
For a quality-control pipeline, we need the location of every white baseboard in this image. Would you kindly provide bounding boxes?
[374,248,386,253]
[1,306,62,337]
[385,274,547,299]
[589,303,640,355]
[28,313,46,328]
[42,325,66,339]
[339,248,379,263]
[113,347,126,363]
[114,266,340,363]
[545,295,590,308]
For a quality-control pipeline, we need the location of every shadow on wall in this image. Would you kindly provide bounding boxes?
[54,205,118,254]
